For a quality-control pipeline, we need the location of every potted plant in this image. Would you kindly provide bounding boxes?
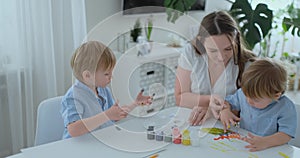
[282,2,300,37]
[130,18,142,42]
[145,15,153,42]
[164,0,197,23]
[164,0,273,50]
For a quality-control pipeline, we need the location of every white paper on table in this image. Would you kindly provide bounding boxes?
[92,125,169,152]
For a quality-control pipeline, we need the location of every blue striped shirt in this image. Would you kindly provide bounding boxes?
[61,80,114,139]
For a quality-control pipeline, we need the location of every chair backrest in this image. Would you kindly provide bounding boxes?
[289,103,300,147]
[34,96,64,146]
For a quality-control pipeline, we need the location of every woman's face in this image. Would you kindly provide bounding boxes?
[203,34,234,66]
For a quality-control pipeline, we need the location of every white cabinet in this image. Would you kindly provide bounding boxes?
[111,43,181,117]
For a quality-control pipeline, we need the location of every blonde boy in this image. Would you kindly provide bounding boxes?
[220,58,297,151]
[61,41,152,138]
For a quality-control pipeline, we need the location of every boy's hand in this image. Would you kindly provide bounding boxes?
[105,102,128,121]
[135,89,153,106]
[120,105,132,113]
[242,133,268,152]
[219,108,240,132]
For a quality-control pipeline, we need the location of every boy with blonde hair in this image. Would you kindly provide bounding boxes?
[219,58,297,151]
[61,41,152,138]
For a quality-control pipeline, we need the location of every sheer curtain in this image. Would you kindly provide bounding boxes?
[0,0,86,156]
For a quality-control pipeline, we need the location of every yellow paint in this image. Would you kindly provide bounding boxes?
[278,151,289,158]
[201,127,233,135]
[218,142,236,151]
[182,129,191,145]
[209,146,227,152]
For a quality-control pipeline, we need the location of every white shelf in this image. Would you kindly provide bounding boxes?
[111,43,180,113]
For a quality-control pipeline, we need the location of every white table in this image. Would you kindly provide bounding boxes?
[11,107,300,158]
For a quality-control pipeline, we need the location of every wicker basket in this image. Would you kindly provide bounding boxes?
[288,78,300,91]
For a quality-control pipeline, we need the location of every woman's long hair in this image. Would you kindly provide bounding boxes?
[192,11,256,88]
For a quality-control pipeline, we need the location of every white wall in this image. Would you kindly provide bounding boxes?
[85,0,300,57]
[84,0,231,49]
[85,0,122,32]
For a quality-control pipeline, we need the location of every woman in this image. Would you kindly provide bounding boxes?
[175,11,256,125]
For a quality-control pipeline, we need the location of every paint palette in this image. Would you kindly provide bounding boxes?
[143,108,185,130]
[143,117,184,130]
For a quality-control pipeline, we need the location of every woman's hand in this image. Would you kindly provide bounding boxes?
[188,106,209,126]
[242,133,268,152]
[209,95,227,119]
[135,89,153,106]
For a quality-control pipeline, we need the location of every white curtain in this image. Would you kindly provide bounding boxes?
[0,0,86,156]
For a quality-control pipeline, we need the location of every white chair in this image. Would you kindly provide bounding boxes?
[34,96,64,146]
[289,103,300,147]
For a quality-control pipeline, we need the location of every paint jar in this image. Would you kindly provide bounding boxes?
[147,126,155,140]
[164,134,172,142]
[182,129,191,145]
[172,126,181,144]
[190,130,200,146]
[155,131,164,141]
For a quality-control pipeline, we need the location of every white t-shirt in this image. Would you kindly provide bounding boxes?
[178,43,239,97]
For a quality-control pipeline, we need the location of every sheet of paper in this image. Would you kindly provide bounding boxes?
[92,125,169,152]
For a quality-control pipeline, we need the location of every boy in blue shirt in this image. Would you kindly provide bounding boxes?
[219,58,297,151]
[61,41,152,139]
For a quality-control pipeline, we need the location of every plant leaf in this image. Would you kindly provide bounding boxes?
[164,0,197,23]
[283,17,300,37]
[230,0,273,50]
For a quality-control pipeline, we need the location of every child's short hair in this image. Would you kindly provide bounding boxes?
[70,41,116,81]
[241,58,287,99]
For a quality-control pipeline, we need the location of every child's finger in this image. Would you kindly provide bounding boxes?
[229,118,236,125]
[223,120,231,132]
[222,120,227,132]
[233,115,241,121]
[243,135,254,144]
[242,136,250,143]
[120,111,128,117]
[249,148,258,152]
[245,144,255,149]
[138,89,144,96]
[247,132,255,138]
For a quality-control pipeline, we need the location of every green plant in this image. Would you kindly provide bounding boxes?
[260,2,300,58]
[259,33,278,58]
[164,0,197,23]
[130,18,142,42]
[228,0,273,50]
[282,2,300,37]
[145,15,153,41]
